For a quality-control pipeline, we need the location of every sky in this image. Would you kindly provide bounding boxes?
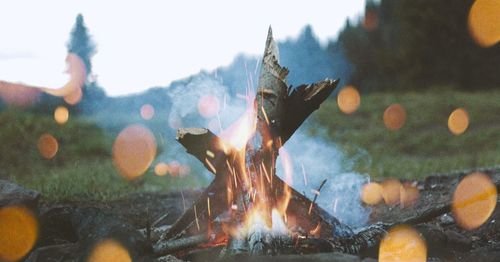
[0,0,365,96]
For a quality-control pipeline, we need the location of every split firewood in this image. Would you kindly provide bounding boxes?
[157,27,342,257]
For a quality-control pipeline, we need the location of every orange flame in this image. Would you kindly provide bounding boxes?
[217,93,293,237]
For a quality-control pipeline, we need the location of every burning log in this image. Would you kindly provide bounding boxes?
[156,27,346,258]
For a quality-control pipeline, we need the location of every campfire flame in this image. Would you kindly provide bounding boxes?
[217,92,293,239]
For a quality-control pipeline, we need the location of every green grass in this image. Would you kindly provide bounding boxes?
[3,88,500,201]
[1,110,204,201]
[313,88,500,180]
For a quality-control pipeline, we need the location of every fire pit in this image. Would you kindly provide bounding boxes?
[152,27,385,260]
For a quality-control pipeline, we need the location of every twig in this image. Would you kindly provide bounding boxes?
[153,234,209,256]
[308,179,327,215]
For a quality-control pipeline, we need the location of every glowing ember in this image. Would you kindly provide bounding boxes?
[337,85,360,114]
[54,106,70,125]
[448,108,469,135]
[198,95,220,118]
[379,225,427,262]
[361,182,383,205]
[87,239,132,262]
[0,206,38,262]
[140,104,155,120]
[468,0,500,47]
[37,133,59,159]
[452,172,497,230]
[154,162,169,176]
[381,179,402,206]
[112,124,157,180]
[383,104,406,131]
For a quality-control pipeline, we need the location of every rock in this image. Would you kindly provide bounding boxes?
[0,179,40,209]
[439,213,455,226]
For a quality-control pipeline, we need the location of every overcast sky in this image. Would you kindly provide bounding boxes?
[0,0,365,96]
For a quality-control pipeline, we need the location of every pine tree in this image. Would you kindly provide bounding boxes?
[67,14,106,114]
[67,14,96,77]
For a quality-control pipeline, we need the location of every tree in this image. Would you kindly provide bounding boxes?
[67,14,106,114]
[337,0,500,91]
[67,14,96,77]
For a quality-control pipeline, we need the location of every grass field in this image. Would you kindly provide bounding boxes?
[1,110,204,201]
[3,88,500,200]
[313,88,500,180]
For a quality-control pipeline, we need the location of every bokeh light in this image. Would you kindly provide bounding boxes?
[112,124,157,180]
[337,85,360,114]
[383,104,406,131]
[468,0,500,47]
[452,172,497,230]
[448,108,469,135]
[54,106,69,125]
[400,183,420,208]
[198,95,220,118]
[0,206,38,262]
[379,225,427,262]
[140,104,155,120]
[0,81,41,108]
[37,133,59,159]
[87,239,131,262]
[361,182,383,205]
[381,179,402,206]
[154,162,169,176]
[63,86,83,105]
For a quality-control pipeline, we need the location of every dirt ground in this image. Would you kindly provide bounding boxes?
[37,166,500,261]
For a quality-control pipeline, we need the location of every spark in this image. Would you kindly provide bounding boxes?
[216,112,223,132]
[207,197,211,217]
[261,163,271,184]
[261,106,270,125]
[205,158,217,174]
[206,150,215,158]
[226,160,238,188]
[309,179,328,215]
[194,205,200,232]
[301,163,308,186]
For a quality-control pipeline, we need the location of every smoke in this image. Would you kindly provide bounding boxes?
[164,70,370,228]
[276,129,370,228]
